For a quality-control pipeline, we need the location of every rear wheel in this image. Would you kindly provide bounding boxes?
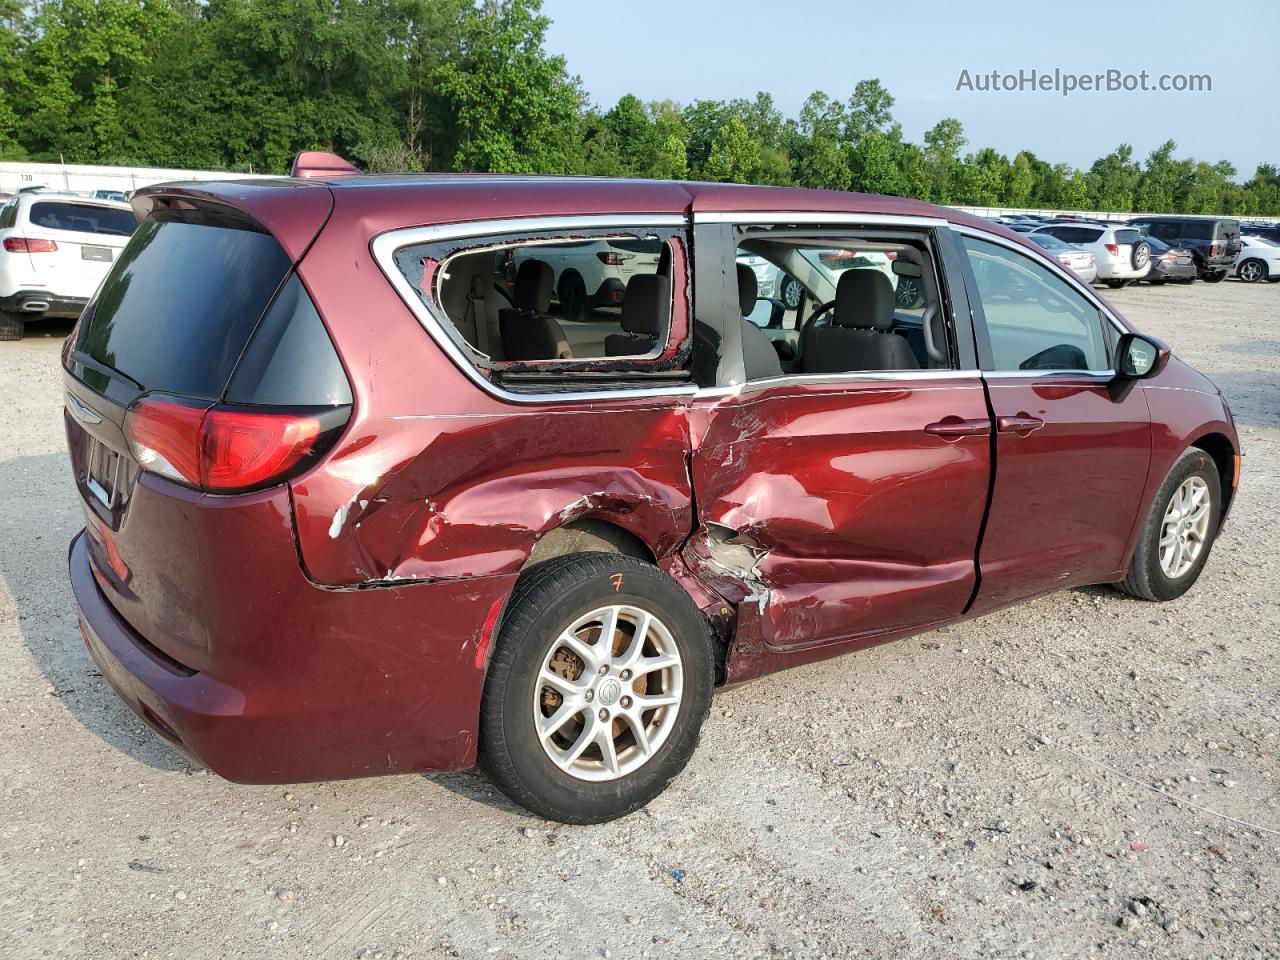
[0,311,23,341]
[1117,448,1222,601]
[557,271,587,322]
[1104,279,1131,289]
[1202,270,1227,283]
[1237,258,1266,283]
[480,553,714,823]
[1146,276,1166,285]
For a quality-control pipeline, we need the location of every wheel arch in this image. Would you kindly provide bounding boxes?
[1190,431,1237,516]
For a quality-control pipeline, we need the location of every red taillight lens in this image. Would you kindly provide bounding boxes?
[125,397,329,492]
[1105,243,1119,255]
[3,236,58,253]
[595,251,631,266]
[201,407,320,489]
[1209,243,1219,257]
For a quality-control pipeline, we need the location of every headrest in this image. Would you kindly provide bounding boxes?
[513,259,553,313]
[834,269,895,331]
[736,263,757,316]
[620,273,669,336]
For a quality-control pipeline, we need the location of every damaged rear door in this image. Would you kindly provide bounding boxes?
[683,216,994,676]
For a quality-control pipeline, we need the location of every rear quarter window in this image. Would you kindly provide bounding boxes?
[1114,229,1141,245]
[78,215,292,399]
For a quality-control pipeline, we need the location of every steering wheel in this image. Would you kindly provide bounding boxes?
[801,298,837,330]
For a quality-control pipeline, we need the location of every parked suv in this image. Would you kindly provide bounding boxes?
[0,191,136,339]
[1128,216,1241,282]
[63,163,1240,823]
[1028,222,1151,287]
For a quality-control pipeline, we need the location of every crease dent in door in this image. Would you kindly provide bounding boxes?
[681,382,991,660]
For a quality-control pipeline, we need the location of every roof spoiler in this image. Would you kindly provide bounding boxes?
[290,151,361,180]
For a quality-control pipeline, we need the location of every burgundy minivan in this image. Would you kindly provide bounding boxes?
[63,159,1240,822]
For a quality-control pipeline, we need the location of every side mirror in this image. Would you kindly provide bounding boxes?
[1115,332,1169,380]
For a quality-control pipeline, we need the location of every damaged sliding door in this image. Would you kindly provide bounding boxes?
[685,375,992,668]
[681,214,993,679]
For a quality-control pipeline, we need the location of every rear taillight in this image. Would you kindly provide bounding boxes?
[1209,243,1219,257]
[596,251,633,266]
[1104,243,1119,255]
[1162,252,1178,261]
[125,396,345,493]
[3,236,58,253]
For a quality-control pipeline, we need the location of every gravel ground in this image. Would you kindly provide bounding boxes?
[1,280,1277,960]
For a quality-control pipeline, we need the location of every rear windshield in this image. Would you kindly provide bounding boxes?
[79,216,292,399]
[29,201,136,237]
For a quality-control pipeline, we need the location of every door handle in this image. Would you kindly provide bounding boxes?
[996,414,1046,435]
[925,417,991,438]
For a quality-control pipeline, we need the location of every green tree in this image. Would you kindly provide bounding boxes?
[434,0,582,173]
[702,115,761,183]
[923,117,966,203]
[791,92,849,191]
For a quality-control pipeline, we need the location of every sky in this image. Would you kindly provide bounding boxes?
[543,0,1279,179]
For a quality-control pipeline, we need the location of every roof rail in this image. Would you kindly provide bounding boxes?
[290,152,361,180]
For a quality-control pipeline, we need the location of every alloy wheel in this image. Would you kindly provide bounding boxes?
[533,604,683,782]
[1159,476,1211,579]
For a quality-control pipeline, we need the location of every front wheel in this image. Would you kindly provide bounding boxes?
[480,553,714,823]
[1116,448,1222,601]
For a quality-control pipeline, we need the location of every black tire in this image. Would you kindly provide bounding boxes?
[1130,240,1151,272]
[1146,276,1166,285]
[1104,279,1131,289]
[1116,447,1222,602]
[778,274,802,311]
[1267,276,1280,283]
[1237,258,1267,284]
[557,271,587,322]
[480,553,715,824]
[1202,270,1227,283]
[0,311,23,341]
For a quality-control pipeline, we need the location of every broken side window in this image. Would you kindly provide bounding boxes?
[391,230,691,384]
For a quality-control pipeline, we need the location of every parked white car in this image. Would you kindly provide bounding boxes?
[1029,223,1151,287]
[511,237,662,321]
[736,253,804,309]
[1233,236,1280,283]
[0,190,136,340]
[1025,232,1098,284]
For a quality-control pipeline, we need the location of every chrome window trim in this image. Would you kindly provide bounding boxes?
[370,215,696,404]
[693,368,980,399]
[695,211,950,228]
[983,369,1116,381]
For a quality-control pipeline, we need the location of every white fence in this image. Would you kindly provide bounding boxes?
[0,161,274,197]
[953,205,1280,225]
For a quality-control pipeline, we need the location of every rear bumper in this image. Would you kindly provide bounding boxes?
[69,528,515,784]
[0,290,88,318]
